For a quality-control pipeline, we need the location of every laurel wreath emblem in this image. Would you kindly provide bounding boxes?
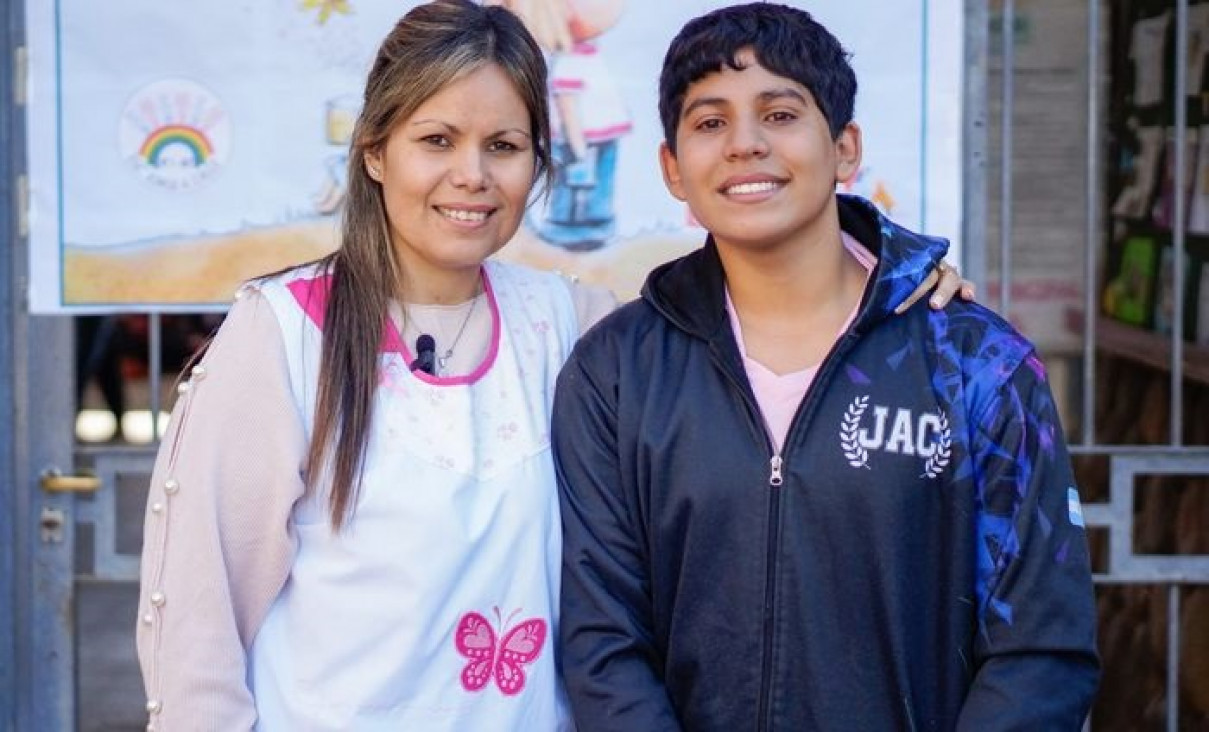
[921,410,951,479]
[840,395,870,469]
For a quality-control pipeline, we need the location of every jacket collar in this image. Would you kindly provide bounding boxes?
[640,194,949,341]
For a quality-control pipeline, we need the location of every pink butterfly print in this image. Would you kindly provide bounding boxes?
[454,607,547,695]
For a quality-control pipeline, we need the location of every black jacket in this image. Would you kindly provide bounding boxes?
[553,196,1099,731]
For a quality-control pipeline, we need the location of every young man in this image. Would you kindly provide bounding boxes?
[552,4,1100,730]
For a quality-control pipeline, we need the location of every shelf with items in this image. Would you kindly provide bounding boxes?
[1104,1,1209,350]
[1095,316,1209,385]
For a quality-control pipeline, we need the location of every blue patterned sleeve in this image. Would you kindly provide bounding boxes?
[957,353,1100,730]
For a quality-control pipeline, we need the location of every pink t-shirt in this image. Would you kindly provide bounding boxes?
[725,233,876,452]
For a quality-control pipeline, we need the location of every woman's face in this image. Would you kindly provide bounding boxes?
[365,62,535,296]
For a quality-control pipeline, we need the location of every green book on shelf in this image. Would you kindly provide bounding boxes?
[1103,235,1157,326]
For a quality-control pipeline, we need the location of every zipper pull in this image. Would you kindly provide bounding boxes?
[769,455,784,487]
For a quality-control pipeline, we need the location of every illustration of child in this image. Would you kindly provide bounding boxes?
[494,0,632,250]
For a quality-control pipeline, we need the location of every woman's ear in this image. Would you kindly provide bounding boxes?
[364,149,383,181]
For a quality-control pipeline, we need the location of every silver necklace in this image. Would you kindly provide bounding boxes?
[408,295,478,375]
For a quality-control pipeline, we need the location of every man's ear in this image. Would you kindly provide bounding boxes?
[834,122,863,185]
[659,142,687,202]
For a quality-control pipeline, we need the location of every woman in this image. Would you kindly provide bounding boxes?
[136,1,968,729]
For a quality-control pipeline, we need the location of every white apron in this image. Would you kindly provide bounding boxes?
[250,260,579,731]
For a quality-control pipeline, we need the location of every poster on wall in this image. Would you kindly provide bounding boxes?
[26,0,962,313]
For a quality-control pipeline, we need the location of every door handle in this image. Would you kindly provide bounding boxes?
[40,469,101,493]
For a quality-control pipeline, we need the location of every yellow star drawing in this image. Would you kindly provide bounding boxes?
[872,181,896,214]
[301,0,352,25]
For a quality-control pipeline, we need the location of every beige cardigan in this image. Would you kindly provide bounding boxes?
[136,277,615,731]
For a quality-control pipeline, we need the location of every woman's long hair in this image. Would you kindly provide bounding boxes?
[311,0,552,529]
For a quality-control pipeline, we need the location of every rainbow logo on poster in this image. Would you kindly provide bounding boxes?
[137,124,215,167]
[118,78,231,191]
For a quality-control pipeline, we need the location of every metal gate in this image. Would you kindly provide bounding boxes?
[985,0,1209,729]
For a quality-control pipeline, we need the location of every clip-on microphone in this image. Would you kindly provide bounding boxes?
[410,334,437,375]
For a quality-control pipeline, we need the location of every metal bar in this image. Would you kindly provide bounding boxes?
[1171,0,1188,447]
[1081,0,1099,447]
[1167,584,1180,732]
[1091,563,1209,584]
[1100,453,1209,474]
[91,452,152,581]
[1070,444,1209,457]
[14,287,75,731]
[148,312,162,440]
[0,0,19,721]
[1107,455,1136,578]
[998,0,1015,317]
[1092,573,1206,585]
[39,473,101,493]
[1092,454,1209,583]
[963,0,989,289]
[919,0,929,232]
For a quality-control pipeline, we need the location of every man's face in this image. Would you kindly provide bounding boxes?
[659,50,861,254]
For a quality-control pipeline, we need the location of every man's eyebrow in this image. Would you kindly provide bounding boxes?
[681,96,728,119]
[758,87,809,105]
[682,87,810,119]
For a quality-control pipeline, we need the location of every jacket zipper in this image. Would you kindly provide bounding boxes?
[707,330,860,731]
[706,350,782,731]
[768,455,784,486]
[757,453,784,730]
[748,335,859,731]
